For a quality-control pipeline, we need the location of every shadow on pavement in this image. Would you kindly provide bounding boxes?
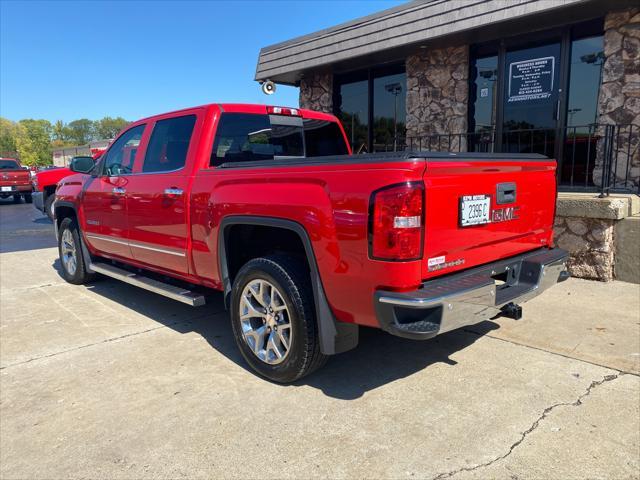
[0,200,55,253]
[52,258,499,400]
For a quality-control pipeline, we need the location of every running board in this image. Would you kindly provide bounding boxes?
[90,262,206,307]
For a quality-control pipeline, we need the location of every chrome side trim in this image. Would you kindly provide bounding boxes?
[85,233,128,246]
[129,241,186,257]
[86,233,186,257]
[90,262,205,307]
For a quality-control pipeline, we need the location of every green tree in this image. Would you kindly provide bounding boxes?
[52,120,70,143]
[15,119,53,166]
[66,118,94,145]
[94,116,129,140]
[0,117,18,156]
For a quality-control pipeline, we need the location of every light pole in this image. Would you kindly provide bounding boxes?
[580,51,605,125]
[385,82,402,151]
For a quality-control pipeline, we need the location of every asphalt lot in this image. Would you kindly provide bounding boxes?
[0,199,638,479]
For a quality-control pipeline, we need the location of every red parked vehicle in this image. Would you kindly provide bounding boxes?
[32,166,72,219]
[53,103,568,382]
[0,158,32,203]
[33,150,106,219]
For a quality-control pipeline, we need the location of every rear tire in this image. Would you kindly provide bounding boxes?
[58,217,94,285]
[24,193,33,204]
[230,255,327,383]
[45,194,55,220]
[12,195,21,203]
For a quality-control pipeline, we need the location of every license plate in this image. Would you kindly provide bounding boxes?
[460,195,491,227]
[1,186,12,192]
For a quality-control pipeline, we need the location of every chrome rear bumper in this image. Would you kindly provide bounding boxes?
[374,248,569,340]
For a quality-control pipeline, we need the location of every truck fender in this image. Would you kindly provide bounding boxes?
[54,201,94,274]
[218,216,358,355]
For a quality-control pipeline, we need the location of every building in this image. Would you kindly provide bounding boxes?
[52,139,111,167]
[255,0,639,282]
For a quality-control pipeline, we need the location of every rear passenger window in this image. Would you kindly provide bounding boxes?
[102,124,145,176]
[142,115,196,173]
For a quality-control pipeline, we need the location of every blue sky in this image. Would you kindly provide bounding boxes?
[1,0,404,123]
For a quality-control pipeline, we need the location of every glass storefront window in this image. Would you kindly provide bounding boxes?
[567,35,604,128]
[560,33,604,187]
[373,72,406,152]
[335,76,369,153]
[334,66,406,153]
[469,55,498,133]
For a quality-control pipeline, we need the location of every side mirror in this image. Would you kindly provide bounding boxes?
[69,156,95,174]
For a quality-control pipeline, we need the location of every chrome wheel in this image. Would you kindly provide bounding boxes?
[239,279,292,365]
[60,228,77,276]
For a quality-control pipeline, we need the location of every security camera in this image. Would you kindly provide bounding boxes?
[261,80,276,95]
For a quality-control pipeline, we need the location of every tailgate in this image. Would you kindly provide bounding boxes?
[421,158,557,280]
[0,170,30,185]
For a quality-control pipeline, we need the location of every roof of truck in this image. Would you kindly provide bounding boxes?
[134,103,339,124]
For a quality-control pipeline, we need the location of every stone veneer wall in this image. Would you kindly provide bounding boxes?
[299,70,333,113]
[596,7,640,190]
[552,195,637,282]
[405,45,469,151]
[554,216,615,281]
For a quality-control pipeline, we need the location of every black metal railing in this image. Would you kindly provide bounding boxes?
[396,123,639,195]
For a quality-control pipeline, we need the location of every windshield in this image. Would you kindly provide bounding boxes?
[0,160,20,170]
[210,113,348,166]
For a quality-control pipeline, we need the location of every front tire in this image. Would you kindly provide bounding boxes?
[58,217,94,285]
[45,194,55,220]
[230,255,327,383]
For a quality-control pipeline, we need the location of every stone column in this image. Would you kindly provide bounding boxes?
[299,69,333,113]
[595,7,640,190]
[405,45,469,151]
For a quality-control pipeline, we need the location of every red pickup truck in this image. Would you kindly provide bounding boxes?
[32,166,72,218]
[54,103,568,382]
[0,158,32,203]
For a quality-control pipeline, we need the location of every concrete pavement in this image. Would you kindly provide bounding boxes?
[0,202,638,479]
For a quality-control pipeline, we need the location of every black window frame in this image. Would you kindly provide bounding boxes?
[467,17,604,172]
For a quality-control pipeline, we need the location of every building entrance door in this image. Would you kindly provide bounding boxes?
[501,40,562,157]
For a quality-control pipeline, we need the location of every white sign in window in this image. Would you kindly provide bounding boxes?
[508,56,555,103]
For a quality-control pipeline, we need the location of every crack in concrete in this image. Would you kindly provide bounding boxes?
[0,311,224,370]
[429,373,622,480]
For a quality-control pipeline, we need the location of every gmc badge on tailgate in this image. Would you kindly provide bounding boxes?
[491,206,520,223]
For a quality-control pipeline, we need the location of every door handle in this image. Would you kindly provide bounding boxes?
[164,188,183,196]
[112,187,126,195]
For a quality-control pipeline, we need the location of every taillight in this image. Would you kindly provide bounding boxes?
[369,182,424,261]
[266,106,300,116]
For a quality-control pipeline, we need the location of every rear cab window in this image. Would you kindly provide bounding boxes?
[210,113,348,167]
[0,160,20,169]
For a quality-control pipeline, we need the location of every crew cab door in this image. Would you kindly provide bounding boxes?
[125,112,200,275]
[82,124,147,260]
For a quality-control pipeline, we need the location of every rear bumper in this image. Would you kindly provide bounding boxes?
[374,247,569,340]
[32,191,44,211]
